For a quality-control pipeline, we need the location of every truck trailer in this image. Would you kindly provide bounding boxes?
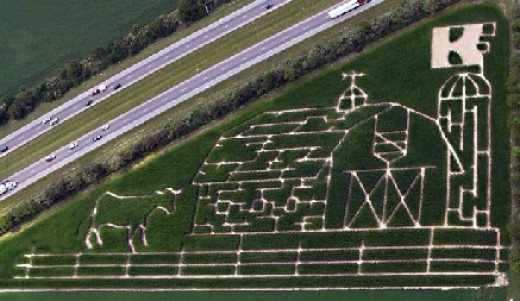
[328,0,368,19]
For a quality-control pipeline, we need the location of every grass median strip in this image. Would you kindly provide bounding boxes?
[0,0,340,180]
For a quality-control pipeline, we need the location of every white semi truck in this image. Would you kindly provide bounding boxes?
[328,0,369,19]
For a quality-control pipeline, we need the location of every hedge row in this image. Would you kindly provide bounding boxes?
[0,0,234,124]
[0,0,464,235]
[509,2,520,274]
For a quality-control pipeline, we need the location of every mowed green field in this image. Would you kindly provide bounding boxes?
[0,3,510,290]
[0,0,179,98]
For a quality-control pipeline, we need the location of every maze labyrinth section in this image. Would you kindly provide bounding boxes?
[191,73,453,234]
[438,72,493,228]
[192,107,347,233]
[17,229,507,281]
[344,166,429,229]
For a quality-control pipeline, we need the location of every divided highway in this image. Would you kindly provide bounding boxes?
[1,0,384,200]
[0,0,289,158]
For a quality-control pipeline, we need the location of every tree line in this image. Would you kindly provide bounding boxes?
[0,0,464,235]
[0,0,234,125]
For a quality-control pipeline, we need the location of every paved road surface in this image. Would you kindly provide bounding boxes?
[0,0,289,158]
[1,0,384,200]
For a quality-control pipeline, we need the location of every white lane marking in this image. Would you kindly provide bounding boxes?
[185,44,190,49]
[242,14,248,19]
[221,66,227,71]
[224,24,230,29]
[203,35,209,39]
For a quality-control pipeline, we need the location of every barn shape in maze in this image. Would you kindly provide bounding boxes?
[16,22,509,288]
[192,80,450,233]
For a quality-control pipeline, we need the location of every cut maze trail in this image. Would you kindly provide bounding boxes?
[17,228,506,280]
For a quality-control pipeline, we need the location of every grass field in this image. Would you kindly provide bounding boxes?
[0,2,510,290]
[0,0,341,180]
[0,0,180,99]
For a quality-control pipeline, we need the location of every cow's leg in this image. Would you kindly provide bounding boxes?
[94,228,103,246]
[84,228,102,249]
[84,229,94,249]
[139,224,148,247]
[127,227,137,254]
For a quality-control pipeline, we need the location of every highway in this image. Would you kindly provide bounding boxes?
[0,0,289,158]
[0,0,384,200]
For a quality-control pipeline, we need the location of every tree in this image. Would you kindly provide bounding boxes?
[512,19,520,33]
[7,100,24,120]
[304,48,321,70]
[178,0,205,24]
[514,33,520,50]
[0,103,8,125]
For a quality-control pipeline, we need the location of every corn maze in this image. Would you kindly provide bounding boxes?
[13,21,510,289]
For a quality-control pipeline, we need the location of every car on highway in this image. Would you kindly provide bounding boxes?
[42,117,52,125]
[85,99,93,106]
[50,118,59,126]
[265,2,273,9]
[0,145,8,153]
[93,135,102,142]
[4,181,17,190]
[102,124,110,131]
[114,83,122,90]
[46,154,56,162]
[92,85,107,96]
[0,184,6,195]
[68,142,78,150]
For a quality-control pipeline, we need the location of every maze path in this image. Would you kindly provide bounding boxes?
[17,228,506,280]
